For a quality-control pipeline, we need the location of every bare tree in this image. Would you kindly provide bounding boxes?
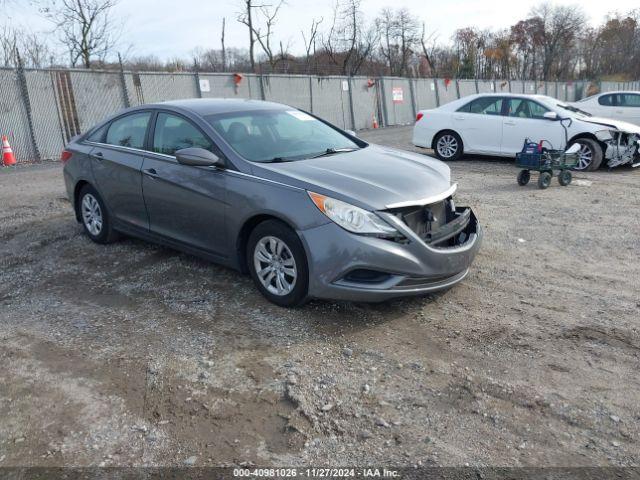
[0,25,18,67]
[301,17,322,73]
[531,3,585,80]
[41,0,121,68]
[376,8,419,76]
[1,25,56,67]
[238,0,285,72]
[420,23,437,76]
[237,0,259,71]
[322,0,378,76]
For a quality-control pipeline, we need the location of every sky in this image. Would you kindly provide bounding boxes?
[6,0,639,61]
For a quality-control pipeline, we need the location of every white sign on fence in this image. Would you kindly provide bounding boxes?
[392,87,404,103]
[199,79,211,92]
[341,80,349,91]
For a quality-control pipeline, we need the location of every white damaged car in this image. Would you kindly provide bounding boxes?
[413,93,640,170]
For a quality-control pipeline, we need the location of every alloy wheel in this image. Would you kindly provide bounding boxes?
[81,193,103,236]
[253,236,297,296]
[576,144,593,170]
[436,134,458,159]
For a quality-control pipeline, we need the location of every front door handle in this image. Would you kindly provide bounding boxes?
[90,151,104,160]
[504,121,516,126]
[453,116,465,121]
[143,168,158,178]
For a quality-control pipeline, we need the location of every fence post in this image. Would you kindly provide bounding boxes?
[259,74,266,100]
[347,76,356,131]
[193,62,203,99]
[378,77,389,127]
[308,76,314,113]
[15,53,40,160]
[408,78,417,119]
[433,78,441,107]
[118,53,130,108]
[454,78,461,99]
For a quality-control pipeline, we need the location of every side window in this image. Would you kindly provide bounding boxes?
[458,97,503,115]
[509,99,549,119]
[620,94,640,107]
[105,112,151,149]
[598,94,615,106]
[153,113,213,156]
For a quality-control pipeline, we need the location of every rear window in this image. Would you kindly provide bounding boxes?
[598,94,616,106]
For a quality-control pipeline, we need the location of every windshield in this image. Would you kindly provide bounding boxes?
[205,109,362,162]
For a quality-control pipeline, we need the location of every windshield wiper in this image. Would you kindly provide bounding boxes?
[559,104,592,117]
[264,157,292,163]
[308,147,359,159]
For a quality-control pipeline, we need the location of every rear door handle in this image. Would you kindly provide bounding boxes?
[504,121,516,126]
[90,151,104,160]
[143,168,158,178]
[453,116,465,121]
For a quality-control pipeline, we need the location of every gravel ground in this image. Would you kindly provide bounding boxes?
[0,126,639,468]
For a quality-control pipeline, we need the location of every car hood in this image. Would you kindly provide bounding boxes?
[256,145,452,210]
[579,116,640,134]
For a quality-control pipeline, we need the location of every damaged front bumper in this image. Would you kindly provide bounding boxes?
[299,193,481,302]
[596,130,640,168]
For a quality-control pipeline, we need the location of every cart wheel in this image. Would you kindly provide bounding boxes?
[538,172,552,189]
[517,170,530,186]
[558,170,572,186]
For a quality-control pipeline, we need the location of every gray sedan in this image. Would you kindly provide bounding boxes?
[62,99,481,306]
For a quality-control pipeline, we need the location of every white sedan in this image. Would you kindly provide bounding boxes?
[413,93,640,170]
[570,91,640,126]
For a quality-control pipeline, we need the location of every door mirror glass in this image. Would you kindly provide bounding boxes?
[543,111,558,120]
[176,148,224,168]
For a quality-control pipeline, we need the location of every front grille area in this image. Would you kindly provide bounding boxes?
[388,197,474,247]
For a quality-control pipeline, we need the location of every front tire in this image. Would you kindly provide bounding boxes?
[538,172,552,189]
[247,220,309,307]
[517,170,530,186]
[433,131,463,161]
[570,138,603,171]
[77,184,119,244]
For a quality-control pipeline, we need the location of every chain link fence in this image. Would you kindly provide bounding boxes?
[0,65,633,163]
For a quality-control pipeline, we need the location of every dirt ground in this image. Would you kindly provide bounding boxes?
[1,126,639,468]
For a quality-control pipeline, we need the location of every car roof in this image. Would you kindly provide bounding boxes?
[463,93,550,99]
[596,90,640,95]
[146,98,291,116]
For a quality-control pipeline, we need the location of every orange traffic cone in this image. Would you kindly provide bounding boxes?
[372,115,379,129]
[2,135,16,166]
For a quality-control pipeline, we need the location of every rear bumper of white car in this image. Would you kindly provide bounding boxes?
[412,121,437,149]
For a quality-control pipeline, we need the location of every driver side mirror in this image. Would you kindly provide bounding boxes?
[175,147,224,168]
[543,111,558,121]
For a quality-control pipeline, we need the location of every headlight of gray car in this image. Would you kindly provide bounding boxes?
[308,191,399,237]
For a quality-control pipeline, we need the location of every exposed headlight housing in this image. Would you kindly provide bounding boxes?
[595,129,616,142]
[308,192,399,237]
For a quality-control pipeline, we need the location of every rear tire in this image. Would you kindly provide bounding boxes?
[77,184,119,244]
[433,131,463,161]
[558,170,572,186]
[570,138,603,171]
[247,220,309,307]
